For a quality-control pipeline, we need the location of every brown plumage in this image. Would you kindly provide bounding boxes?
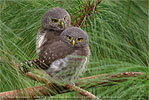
[23,27,90,83]
[36,8,71,55]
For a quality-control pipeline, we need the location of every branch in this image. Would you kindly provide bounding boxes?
[66,84,100,100]
[72,0,101,26]
[25,72,49,84]
[12,62,100,99]
[0,72,144,99]
[25,72,100,100]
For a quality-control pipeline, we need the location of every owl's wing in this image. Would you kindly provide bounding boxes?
[38,40,74,65]
[20,59,42,73]
[36,29,62,54]
[21,40,74,72]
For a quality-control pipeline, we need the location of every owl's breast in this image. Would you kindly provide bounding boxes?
[45,53,89,84]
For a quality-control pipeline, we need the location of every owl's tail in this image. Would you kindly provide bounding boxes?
[19,59,48,73]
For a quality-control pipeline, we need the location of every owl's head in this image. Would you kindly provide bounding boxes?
[60,27,89,48]
[42,8,71,31]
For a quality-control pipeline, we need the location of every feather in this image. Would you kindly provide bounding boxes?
[36,32,46,53]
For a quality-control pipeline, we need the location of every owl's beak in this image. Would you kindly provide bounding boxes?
[71,40,75,46]
[60,21,64,28]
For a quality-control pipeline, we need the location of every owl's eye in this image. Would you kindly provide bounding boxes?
[78,38,83,42]
[52,19,58,23]
[64,16,67,21]
[67,35,71,40]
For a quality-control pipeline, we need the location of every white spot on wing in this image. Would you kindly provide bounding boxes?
[45,52,48,55]
[20,62,23,66]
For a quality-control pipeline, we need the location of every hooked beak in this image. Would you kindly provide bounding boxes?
[60,21,64,28]
[71,40,75,46]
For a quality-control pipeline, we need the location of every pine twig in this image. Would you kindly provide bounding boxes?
[65,84,101,100]
[72,0,101,26]
[25,72,100,100]
[25,72,49,84]
[0,72,145,99]
[12,61,100,99]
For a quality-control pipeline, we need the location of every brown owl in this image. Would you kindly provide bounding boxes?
[24,27,90,83]
[36,7,71,55]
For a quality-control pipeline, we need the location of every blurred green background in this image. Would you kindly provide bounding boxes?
[0,0,148,99]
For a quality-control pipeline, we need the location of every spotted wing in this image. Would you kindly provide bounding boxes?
[22,40,74,72]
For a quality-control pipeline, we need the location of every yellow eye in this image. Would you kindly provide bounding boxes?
[67,36,71,40]
[64,16,67,21]
[52,19,58,23]
[78,38,83,42]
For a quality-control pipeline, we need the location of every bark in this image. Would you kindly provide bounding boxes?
[0,72,144,99]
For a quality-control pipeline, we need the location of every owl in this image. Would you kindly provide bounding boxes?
[24,27,90,83]
[36,7,71,55]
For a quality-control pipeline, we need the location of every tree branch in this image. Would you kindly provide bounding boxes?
[72,0,101,26]
[66,84,101,100]
[0,72,145,99]
[26,72,101,100]
[25,72,49,84]
[13,62,100,99]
